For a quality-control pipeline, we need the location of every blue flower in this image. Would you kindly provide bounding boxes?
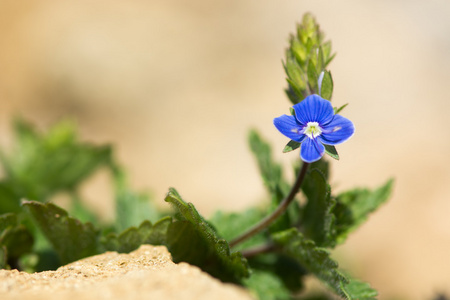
[273,94,354,163]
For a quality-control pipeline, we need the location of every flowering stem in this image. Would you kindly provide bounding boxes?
[240,243,277,258]
[230,162,310,248]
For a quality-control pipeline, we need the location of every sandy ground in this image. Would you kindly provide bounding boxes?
[1,1,450,299]
[0,245,253,300]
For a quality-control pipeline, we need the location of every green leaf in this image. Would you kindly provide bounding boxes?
[325,53,337,67]
[0,213,17,232]
[0,225,34,260]
[0,183,22,215]
[300,169,335,247]
[248,130,286,194]
[167,220,208,263]
[285,80,304,104]
[243,269,292,300]
[305,159,330,180]
[283,140,301,153]
[284,53,307,101]
[111,166,162,232]
[342,277,378,300]
[69,196,100,225]
[165,188,249,282]
[324,144,339,160]
[289,107,296,116]
[284,13,335,103]
[299,14,320,45]
[0,213,34,268]
[291,37,307,65]
[0,213,16,269]
[306,62,318,93]
[22,200,100,265]
[316,47,324,74]
[272,228,350,297]
[322,41,336,67]
[334,103,348,114]
[284,55,304,87]
[210,208,306,295]
[209,208,265,251]
[248,130,300,232]
[0,246,6,269]
[321,41,333,66]
[0,118,112,201]
[247,253,307,295]
[298,295,334,300]
[101,217,171,253]
[320,71,333,100]
[332,179,394,244]
[272,228,377,299]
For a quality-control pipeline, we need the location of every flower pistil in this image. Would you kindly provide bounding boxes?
[303,122,322,139]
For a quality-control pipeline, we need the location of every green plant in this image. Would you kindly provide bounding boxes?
[0,13,392,299]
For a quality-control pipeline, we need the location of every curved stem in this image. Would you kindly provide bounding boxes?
[230,162,310,248]
[240,243,277,259]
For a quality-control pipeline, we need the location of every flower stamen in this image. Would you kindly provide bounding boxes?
[303,122,322,139]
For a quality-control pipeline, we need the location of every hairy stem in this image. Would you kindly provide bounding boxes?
[240,243,277,258]
[230,162,310,248]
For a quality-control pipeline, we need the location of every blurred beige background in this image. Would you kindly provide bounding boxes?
[1,0,450,299]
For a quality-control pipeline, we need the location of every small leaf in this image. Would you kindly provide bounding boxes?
[325,53,337,67]
[0,183,21,215]
[23,200,100,264]
[321,41,333,65]
[285,84,303,105]
[324,144,339,160]
[300,169,335,247]
[243,269,292,300]
[112,166,163,232]
[0,246,6,269]
[0,213,17,232]
[289,107,296,116]
[69,196,99,225]
[248,130,300,232]
[272,228,350,297]
[283,140,301,153]
[248,130,285,194]
[302,13,318,44]
[1,118,112,201]
[165,188,249,282]
[307,62,318,93]
[167,220,209,265]
[0,225,34,260]
[209,208,265,251]
[273,228,378,298]
[291,38,307,65]
[316,47,324,74]
[334,103,348,114]
[0,213,34,267]
[285,79,304,103]
[246,253,307,294]
[101,217,171,253]
[306,159,330,180]
[333,179,394,244]
[284,13,335,102]
[320,71,333,100]
[343,278,378,300]
[284,54,307,94]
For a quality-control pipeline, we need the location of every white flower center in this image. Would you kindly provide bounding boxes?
[304,122,322,139]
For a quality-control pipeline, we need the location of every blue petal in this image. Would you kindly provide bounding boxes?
[300,137,325,163]
[273,115,306,142]
[293,94,334,125]
[319,115,355,145]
